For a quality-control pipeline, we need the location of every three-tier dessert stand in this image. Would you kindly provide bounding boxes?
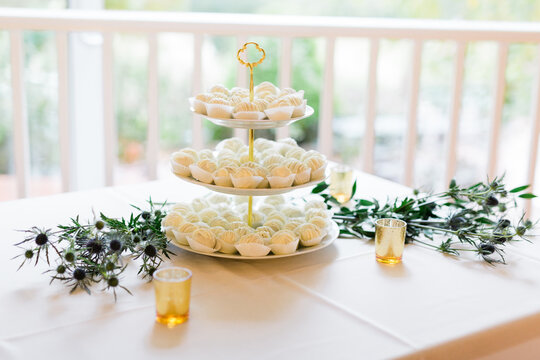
[173,42,339,259]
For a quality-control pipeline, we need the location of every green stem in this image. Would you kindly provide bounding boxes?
[410,238,439,249]
[408,223,456,234]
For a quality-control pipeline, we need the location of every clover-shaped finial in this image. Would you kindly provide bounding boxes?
[237,42,266,68]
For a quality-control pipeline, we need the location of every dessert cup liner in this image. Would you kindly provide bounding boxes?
[170,162,191,177]
[268,174,296,188]
[164,227,176,243]
[235,243,271,257]
[306,210,333,221]
[218,160,240,169]
[213,174,233,187]
[192,98,207,115]
[311,164,328,181]
[170,204,192,214]
[310,219,330,235]
[264,106,294,121]
[206,103,234,119]
[257,235,272,246]
[300,232,325,247]
[234,226,254,238]
[187,234,221,253]
[292,100,307,118]
[270,238,299,255]
[189,164,214,184]
[231,175,264,189]
[284,222,301,232]
[257,178,269,189]
[293,168,312,186]
[233,111,266,120]
[217,238,238,254]
[170,228,189,246]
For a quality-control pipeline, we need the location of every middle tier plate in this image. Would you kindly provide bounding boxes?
[173,172,325,196]
[190,104,314,129]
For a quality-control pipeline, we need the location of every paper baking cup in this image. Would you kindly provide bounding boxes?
[189,164,214,184]
[309,218,330,236]
[292,100,307,118]
[231,175,263,189]
[235,243,271,257]
[293,168,311,186]
[190,98,207,115]
[213,174,233,187]
[300,232,325,247]
[186,235,221,253]
[164,227,177,243]
[257,177,269,188]
[206,103,234,119]
[268,174,296,188]
[270,238,299,255]
[217,239,237,254]
[311,164,328,181]
[233,111,266,120]
[169,228,189,246]
[264,106,294,121]
[170,162,191,177]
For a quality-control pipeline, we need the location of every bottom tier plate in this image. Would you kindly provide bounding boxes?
[169,221,339,260]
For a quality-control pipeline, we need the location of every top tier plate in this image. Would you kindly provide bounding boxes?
[190,105,314,129]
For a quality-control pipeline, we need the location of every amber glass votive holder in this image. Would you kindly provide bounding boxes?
[153,267,192,327]
[375,218,407,264]
[329,165,354,204]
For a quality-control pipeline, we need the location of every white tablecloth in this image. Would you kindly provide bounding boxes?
[1,173,540,360]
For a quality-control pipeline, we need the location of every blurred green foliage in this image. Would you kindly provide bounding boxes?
[2,0,540,176]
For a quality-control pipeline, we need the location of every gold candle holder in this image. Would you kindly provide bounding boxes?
[375,218,407,264]
[154,267,192,327]
[329,165,354,203]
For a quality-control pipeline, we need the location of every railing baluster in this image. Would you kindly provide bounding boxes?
[56,31,70,192]
[10,30,29,198]
[102,32,115,186]
[487,42,509,179]
[234,35,248,142]
[363,38,379,173]
[192,33,203,149]
[318,36,335,156]
[525,44,540,215]
[403,40,423,186]
[277,36,293,140]
[445,41,466,187]
[147,33,159,180]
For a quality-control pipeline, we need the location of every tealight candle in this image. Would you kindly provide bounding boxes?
[329,165,354,203]
[375,218,407,264]
[153,267,192,327]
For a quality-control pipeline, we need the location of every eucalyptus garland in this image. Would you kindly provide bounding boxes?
[14,199,173,300]
[312,176,536,264]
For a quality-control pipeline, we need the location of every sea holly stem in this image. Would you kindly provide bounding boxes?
[15,198,171,300]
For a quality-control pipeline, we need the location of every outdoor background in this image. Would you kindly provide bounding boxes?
[0,0,539,200]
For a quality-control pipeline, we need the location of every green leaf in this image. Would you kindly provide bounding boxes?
[312,182,329,194]
[475,217,495,225]
[351,180,357,198]
[510,185,529,193]
[519,193,537,199]
[359,199,374,206]
[339,229,353,236]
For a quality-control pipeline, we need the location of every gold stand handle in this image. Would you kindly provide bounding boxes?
[237,42,266,227]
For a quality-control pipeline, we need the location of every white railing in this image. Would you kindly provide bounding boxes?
[2,8,540,209]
